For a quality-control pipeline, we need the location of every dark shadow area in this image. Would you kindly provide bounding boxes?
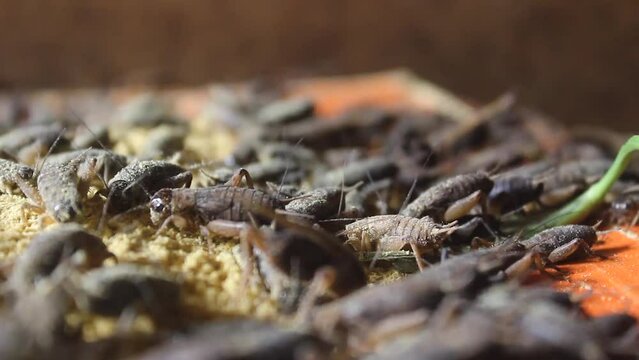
[0,1,638,130]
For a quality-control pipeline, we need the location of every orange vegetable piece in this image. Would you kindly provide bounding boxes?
[554,228,639,318]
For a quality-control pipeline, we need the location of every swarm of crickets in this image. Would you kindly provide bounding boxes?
[0,84,637,359]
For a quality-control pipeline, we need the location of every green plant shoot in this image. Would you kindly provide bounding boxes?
[523,135,639,236]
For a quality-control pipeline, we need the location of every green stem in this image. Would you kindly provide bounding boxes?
[523,135,639,236]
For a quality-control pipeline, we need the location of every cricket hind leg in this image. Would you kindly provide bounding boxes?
[13,176,47,224]
[505,251,567,280]
[295,266,337,323]
[227,168,254,189]
[548,237,607,263]
[409,242,429,272]
[202,219,246,252]
[443,190,483,223]
[155,214,189,235]
[171,171,193,188]
[237,223,271,292]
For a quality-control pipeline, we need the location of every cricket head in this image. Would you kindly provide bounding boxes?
[149,188,172,225]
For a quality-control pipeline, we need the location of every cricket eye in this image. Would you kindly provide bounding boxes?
[150,198,165,212]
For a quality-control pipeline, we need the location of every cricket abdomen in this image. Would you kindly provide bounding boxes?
[193,186,281,222]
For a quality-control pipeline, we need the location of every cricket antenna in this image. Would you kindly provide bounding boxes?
[368,246,383,270]
[366,170,388,214]
[123,174,154,199]
[67,109,143,231]
[399,152,434,214]
[67,109,130,177]
[97,191,115,233]
[276,137,305,199]
[336,148,358,218]
[337,170,346,218]
[33,127,67,179]
[69,109,112,154]
[277,162,291,199]
[399,178,418,214]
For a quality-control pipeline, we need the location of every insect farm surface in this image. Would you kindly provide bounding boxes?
[0,70,637,359]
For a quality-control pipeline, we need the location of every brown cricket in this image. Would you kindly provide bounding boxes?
[148,168,292,237]
[400,172,494,223]
[341,214,458,270]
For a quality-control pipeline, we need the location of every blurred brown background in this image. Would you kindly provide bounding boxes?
[0,1,637,130]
